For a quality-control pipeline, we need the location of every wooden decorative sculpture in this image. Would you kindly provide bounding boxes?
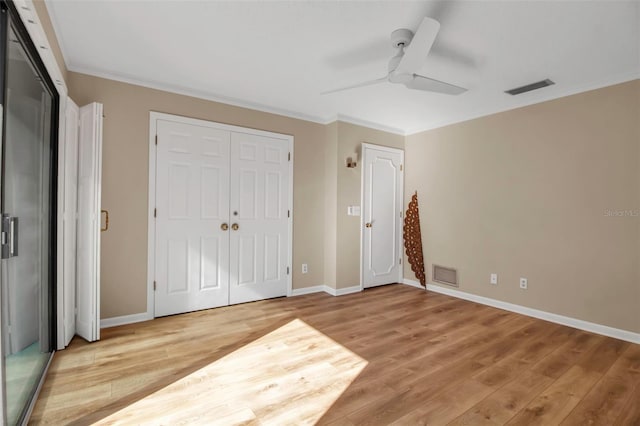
[403,191,426,287]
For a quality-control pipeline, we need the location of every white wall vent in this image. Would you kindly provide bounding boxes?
[433,264,458,287]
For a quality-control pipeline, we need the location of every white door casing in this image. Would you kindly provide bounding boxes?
[229,132,290,304]
[62,97,79,346]
[150,113,293,317]
[361,144,404,288]
[154,120,231,317]
[76,102,103,342]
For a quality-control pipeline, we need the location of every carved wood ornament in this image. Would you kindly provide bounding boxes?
[403,191,426,287]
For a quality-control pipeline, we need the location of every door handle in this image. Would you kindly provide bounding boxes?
[9,217,18,256]
[365,222,372,228]
[101,210,109,232]
[1,214,18,258]
[221,223,229,231]
[231,223,239,231]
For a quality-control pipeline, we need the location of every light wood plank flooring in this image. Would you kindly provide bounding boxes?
[30,284,640,425]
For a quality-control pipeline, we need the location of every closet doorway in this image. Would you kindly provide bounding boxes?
[148,113,293,317]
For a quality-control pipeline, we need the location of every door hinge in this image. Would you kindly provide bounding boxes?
[287,210,290,218]
[399,258,402,265]
[153,281,157,291]
[287,266,290,275]
[400,164,403,171]
[400,211,403,217]
[288,152,291,161]
[154,208,157,218]
[155,134,158,145]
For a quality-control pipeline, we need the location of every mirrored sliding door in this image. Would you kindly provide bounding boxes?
[0,2,58,424]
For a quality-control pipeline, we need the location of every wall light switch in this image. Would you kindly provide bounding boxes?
[347,206,361,216]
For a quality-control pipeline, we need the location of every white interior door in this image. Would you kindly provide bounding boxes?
[76,102,103,342]
[63,97,79,346]
[362,144,404,288]
[229,132,290,304]
[154,120,231,317]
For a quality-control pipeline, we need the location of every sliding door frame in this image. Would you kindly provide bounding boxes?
[0,1,60,423]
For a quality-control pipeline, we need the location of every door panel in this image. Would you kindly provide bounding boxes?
[63,98,79,347]
[363,146,404,288]
[229,132,289,304]
[155,120,230,317]
[76,102,103,343]
[154,118,291,314]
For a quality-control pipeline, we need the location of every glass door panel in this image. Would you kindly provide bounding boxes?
[1,21,54,425]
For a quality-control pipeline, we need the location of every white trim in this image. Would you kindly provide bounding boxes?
[401,278,425,290]
[334,114,405,136]
[290,286,326,297]
[71,65,329,126]
[147,112,294,317]
[415,281,640,345]
[100,312,153,329]
[404,71,640,135]
[360,143,404,291]
[324,285,362,296]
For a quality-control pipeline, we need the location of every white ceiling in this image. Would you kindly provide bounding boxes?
[47,0,639,135]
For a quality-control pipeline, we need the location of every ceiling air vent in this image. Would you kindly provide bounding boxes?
[505,79,555,95]
[433,264,458,287]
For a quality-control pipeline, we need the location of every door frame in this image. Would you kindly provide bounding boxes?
[147,112,294,318]
[359,143,404,291]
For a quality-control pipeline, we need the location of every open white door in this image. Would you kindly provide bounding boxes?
[76,102,103,342]
[362,144,404,288]
[62,98,79,346]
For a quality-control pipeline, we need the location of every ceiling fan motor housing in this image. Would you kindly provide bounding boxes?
[391,28,414,48]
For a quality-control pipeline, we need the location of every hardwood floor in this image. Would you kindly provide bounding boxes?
[30,284,640,425]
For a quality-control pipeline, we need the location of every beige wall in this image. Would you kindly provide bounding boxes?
[335,122,404,289]
[69,72,327,318]
[405,80,640,333]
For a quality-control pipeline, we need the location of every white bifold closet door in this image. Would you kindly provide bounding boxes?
[75,102,103,342]
[62,98,79,346]
[154,120,290,317]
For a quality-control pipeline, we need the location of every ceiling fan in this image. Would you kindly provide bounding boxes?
[322,17,467,96]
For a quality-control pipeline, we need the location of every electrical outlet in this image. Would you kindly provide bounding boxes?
[302,264,308,274]
[520,277,528,289]
[490,273,498,285]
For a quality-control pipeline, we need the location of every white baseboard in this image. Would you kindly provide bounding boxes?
[332,285,362,296]
[404,279,640,344]
[290,286,326,296]
[292,284,362,297]
[401,279,425,290]
[100,312,153,329]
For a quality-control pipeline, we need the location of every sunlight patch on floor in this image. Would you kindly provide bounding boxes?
[95,319,368,425]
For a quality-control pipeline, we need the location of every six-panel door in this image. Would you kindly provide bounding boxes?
[155,120,231,317]
[154,120,290,316]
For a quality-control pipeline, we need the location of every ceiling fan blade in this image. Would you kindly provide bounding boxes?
[321,76,387,95]
[395,17,440,75]
[405,74,467,95]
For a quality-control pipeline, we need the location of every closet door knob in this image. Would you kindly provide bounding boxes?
[365,222,372,228]
[221,223,229,231]
[231,223,239,231]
